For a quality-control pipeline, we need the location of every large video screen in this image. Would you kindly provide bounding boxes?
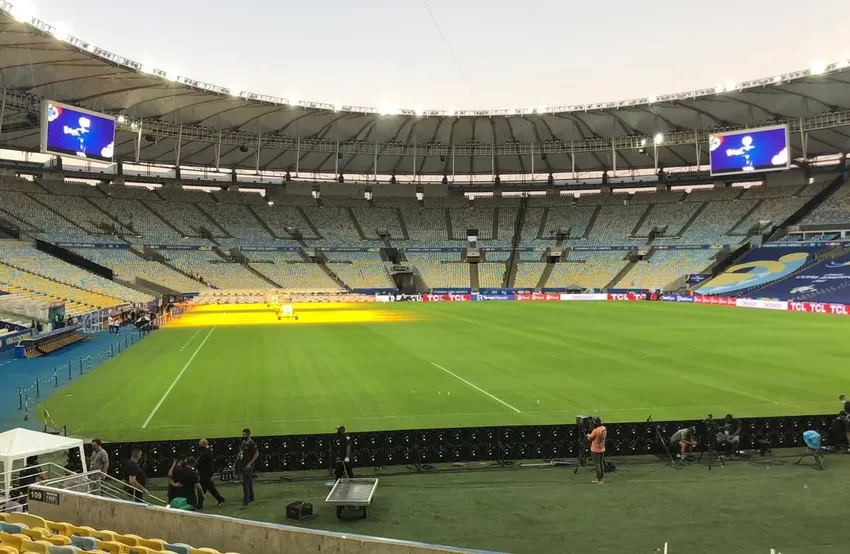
[40,101,115,162]
[708,125,789,176]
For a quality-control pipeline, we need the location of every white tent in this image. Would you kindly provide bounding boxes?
[0,428,87,498]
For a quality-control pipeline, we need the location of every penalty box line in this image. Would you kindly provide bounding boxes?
[430,362,521,413]
[142,327,216,428]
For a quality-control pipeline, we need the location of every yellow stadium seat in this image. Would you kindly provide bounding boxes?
[0,514,6,522]
[0,533,25,550]
[190,549,220,554]
[70,525,96,537]
[96,540,129,554]
[19,530,47,542]
[138,539,165,551]
[0,546,17,554]
[4,515,45,531]
[114,535,140,547]
[21,540,50,554]
[45,535,71,546]
[128,547,159,554]
[93,531,117,542]
[45,521,72,537]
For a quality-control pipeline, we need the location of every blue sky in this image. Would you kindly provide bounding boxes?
[27,0,850,110]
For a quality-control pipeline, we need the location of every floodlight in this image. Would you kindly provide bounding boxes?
[333,102,342,112]
[537,106,547,114]
[288,97,299,107]
[773,75,783,83]
[51,23,71,42]
[140,61,156,75]
[654,133,664,145]
[725,81,736,92]
[448,108,457,117]
[414,107,424,117]
[640,138,647,147]
[810,60,826,75]
[379,104,398,116]
[714,84,725,94]
[117,115,126,124]
[165,69,179,82]
[647,95,657,104]
[837,59,849,70]
[229,86,242,97]
[267,201,274,206]
[10,1,34,22]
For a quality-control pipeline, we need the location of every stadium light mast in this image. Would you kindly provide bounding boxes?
[0,89,6,144]
[215,129,222,171]
[612,141,617,177]
[571,141,576,178]
[134,119,143,163]
[175,123,183,168]
[256,123,262,175]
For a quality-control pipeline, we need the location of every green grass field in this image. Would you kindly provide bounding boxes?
[41,301,850,441]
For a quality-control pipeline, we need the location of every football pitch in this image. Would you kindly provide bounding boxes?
[41,301,850,442]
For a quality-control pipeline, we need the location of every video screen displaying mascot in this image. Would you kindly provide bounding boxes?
[708,125,790,177]
[40,101,115,162]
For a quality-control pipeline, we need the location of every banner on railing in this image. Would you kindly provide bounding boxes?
[421,294,471,302]
[473,293,516,301]
[607,292,649,301]
[515,292,562,301]
[735,298,789,311]
[787,302,850,315]
[693,295,737,306]
[144,244,209,251]
[240,246,302,252]
[56,242,130,249]
[559,293,608,301]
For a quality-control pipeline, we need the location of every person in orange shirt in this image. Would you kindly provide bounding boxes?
[586,417,608,484]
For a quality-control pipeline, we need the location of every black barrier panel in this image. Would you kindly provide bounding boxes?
[92,414,836,479]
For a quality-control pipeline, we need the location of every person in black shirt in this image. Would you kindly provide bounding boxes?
[171,457,202,510]
[124,449,147,502]
[18,455,47,506]
[719,414,742,455]
[166,456,185,503]
[334,425,354,479]
[238,428,258,509]
[196,439,224,509]
[829,411,850,451]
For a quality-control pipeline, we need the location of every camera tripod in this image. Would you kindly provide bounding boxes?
[648,415,677,467]
[697,431,725,470]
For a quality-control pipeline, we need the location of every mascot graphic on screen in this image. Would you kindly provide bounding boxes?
[49,103,114,159]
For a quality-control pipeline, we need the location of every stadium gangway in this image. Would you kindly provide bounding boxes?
[1,461,79,511]
[35,470,168,508]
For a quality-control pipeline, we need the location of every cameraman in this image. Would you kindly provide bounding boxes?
[828,411,849,452]
[670,426,698,461]
[586,417,607,484]
[719,414,742,455]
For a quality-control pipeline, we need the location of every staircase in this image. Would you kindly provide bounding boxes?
[139,200,186,238]
[492,207,500,240]
[395,208,410,240]
[347,207,368,240]
[583,206,602,239]
[780,172,847,229]
[193,203,233,238]
[245,205,280,239]
[502,197,528,288]
[318,261,349,290]
[677,202,708,237]
[296,206,323,239]
[444,209,455,240]
[630,205,653,236]
[535,260,556,290]
[26,194,89,234]
[245,264,281,288]
[84,198,127,229]
[727,199,764,235]
[536,207,549,239]
[469,262,480,292]
[138,247,214,289]
[604,258,638,290]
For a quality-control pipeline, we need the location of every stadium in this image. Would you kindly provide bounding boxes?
[0,1,848,553]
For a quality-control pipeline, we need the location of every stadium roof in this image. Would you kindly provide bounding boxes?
[0,8,849,176]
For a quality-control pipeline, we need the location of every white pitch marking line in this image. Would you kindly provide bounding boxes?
[143,327,215,428]
[431,362,521,413]
[179,329,201,352]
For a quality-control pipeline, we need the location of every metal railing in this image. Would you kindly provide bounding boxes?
[0,461,76,511]
[16,330,147,430]
[34,470,167,508]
